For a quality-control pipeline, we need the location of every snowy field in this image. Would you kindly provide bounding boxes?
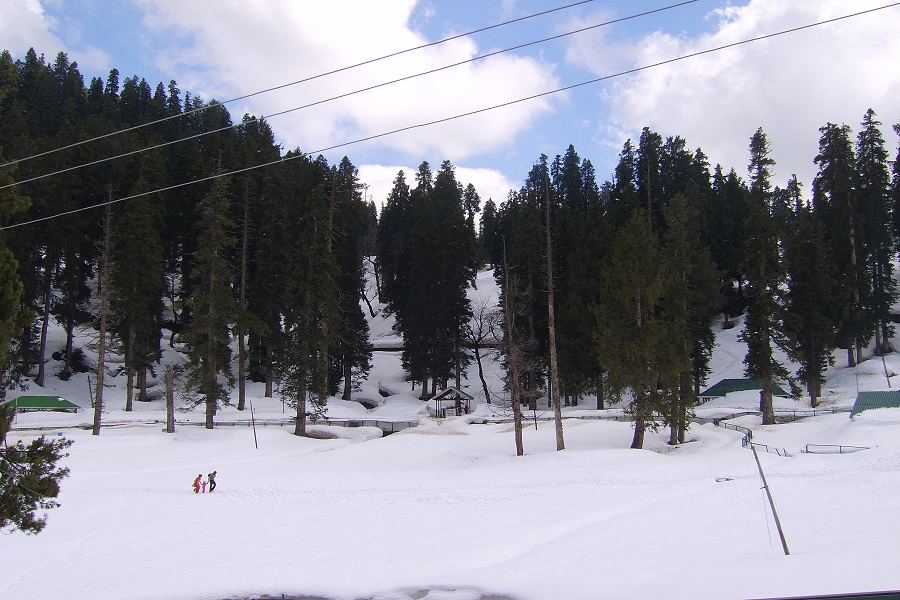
[4,270,900,600]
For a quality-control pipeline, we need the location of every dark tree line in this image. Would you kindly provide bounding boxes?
[1,46,900,479]
[477,112,899,445]
[0,49,376,441]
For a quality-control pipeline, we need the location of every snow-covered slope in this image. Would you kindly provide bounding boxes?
[5,269,900,600]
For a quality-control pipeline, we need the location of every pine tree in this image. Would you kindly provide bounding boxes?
[386,161,475,396]
[739,128,787,426]
[110,172,165,409]
[182,175,239,429]
[893,121,900,252]
[813,122,866,366]
[855,109,895,354]
[661,194,721,443]
[278,180,338,436]
[595,211,669,449]
[782,181,838,407]
[0,205,70,534]
[329,157,372,401]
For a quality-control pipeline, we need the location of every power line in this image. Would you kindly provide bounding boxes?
[0,0,699,191]
[2,2,897,231]
[0,0,603,170]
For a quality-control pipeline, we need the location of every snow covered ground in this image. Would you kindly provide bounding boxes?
[4,270,900,600]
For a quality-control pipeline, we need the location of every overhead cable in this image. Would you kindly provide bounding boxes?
[2,2,897,231]
[0,0,700,190]
[0,0,605,169]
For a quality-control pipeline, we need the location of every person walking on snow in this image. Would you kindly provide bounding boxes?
[201,478,208,493]
[192,474,202,494]
[208,470,217,492]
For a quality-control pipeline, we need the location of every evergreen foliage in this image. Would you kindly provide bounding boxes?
[182,174,239,428]
[3,44,900,460]
[739,128,788,425]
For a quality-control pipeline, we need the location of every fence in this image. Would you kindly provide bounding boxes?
[803,444,869,454]
[712,415,792,457]
[11,417,419,435]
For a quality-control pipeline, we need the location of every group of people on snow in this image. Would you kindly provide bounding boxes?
[192,471,217,494]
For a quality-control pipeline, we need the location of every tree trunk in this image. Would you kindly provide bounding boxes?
[631,400,646,449]
[125,325,135,412]
[64,299,74,374]
[809,370,819,408]
[265,337,274,398]
[165,365,175,433]
[596,373,604,410]
[293,341,308,437]
[544,183,564,451]
[342,355,352,401]
[474,345,490,404]
[93,206,112,436]
[503,242,524,456]
[35,262,53,387]
[237,187,250,411]
[137,366,148,402]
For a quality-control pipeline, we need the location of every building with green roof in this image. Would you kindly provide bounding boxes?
[698,378,789,404]
[1,395,81,413]
[850,390,900,417]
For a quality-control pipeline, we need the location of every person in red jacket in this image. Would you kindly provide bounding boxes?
[192,474,202,494]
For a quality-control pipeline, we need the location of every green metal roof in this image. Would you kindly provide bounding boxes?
[698,378,789,398]
[1,395,80,411]
[851,390,900,417]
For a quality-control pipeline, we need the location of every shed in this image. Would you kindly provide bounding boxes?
[1,395,81,413]
[850,390,900,417]
[430,387,474,418]
[697,378,789,404]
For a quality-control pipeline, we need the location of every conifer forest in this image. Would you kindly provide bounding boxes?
[2,47,900,451]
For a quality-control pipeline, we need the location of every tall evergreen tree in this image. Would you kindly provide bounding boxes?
[595,211,669,449]
[278,176,338,436]
[329,157,373,401]
[182,175,238,429]
[855,109,895,354]
[814,122,866,366]
[739,128,787,425]
[110,172,165,409]
[782,181,838,407]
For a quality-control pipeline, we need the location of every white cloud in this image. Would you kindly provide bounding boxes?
[573,0,900,191]
[132,0,562,164]
[0,0,65,59]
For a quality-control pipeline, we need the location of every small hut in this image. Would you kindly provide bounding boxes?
[430,387,474,418]
[1,395,81,413]
[697,378,789,405]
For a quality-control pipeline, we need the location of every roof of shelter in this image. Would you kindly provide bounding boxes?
[851,390,900,417]
[1,395,81,411]
[698,378,789,398]
[431,387,474,402]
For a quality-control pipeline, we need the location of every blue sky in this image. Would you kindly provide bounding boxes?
[3,0,900,206]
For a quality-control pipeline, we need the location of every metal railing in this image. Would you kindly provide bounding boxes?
[712,415,792,457]
[803,444,869,454]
